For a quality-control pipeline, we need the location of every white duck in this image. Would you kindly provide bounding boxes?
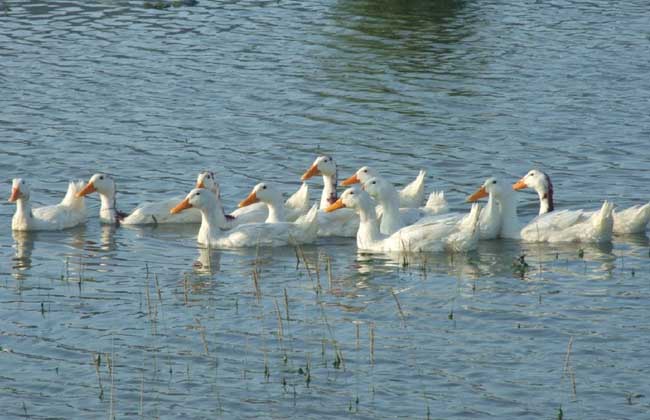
[77,171,220,225]
[9,178,86,231]
[341,166,427,208]
[513,169,650,235]
[301,155,359,237]
[227,182,310,225]
[468,176,614,243]
[361,176,448,235]
[325,188,481,253]
[170,187,319,248]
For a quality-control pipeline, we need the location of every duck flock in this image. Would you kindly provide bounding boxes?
[8,156,650,253]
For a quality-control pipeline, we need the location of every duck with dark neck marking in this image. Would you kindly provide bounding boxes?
[513,169,650,235]
[468,176,614,243]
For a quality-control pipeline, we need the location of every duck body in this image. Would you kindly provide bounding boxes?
[122,197,200,224]
[520,203,614,243]
[514,169,650,235]
[172,185,319,248]
[326,188,480,253]
[363,176,449,235]
[9,178,86,231]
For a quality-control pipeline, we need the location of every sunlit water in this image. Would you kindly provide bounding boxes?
[2,0,650,418]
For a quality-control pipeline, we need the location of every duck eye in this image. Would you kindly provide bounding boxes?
[363,169,367,173]
[196,192,200,196]
[350,191,354,195]
[372,181,376,184]
[262,185,267,189]
[99,176,104,180]
[492,180,497,184]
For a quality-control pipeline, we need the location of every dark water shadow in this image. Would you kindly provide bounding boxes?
[331,0,473,59]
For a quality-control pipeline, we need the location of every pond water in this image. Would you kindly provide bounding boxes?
[1,0,650,418]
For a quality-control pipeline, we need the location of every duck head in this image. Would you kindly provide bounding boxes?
[238,182,282,207]
[513,169,554,213]
[170,188,214,214]
[8,178,30,202]
[325,187,368,212]
[467,177,509,202]
[195,171,220,195]
[341,166,378,186]
[77,173,116,198]
[513,169,552,194]
[301,155,337,180]
[361,176,391,201]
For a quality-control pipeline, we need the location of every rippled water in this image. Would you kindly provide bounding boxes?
[2,0,650,418]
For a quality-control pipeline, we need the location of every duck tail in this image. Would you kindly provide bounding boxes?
[613,202,650,234]
[462,202,482,233]
[400,170,426,206]
[446,203,481,253]
[285,182,310,212]
[425,190,448,214]
[61,180,87,211]
[591,200,614,241]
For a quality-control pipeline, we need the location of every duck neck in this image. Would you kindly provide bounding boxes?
[265,198,286,223]
[99,192,118,224]
[497,191,521,239]
[376,186,402,235]
[320,173,338,210]
[197,197,226,245]
[485,193,497,216]
[13,197,33,226]
[356,195,384,248]
[536,185,554,215]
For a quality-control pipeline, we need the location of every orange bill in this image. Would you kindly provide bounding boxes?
[170,198,192,214]
[196,180,206,189]
[76,182,97,197]
[301,164,320,181]
[341,174,360,186]
[8,187,19,202]
[512,178,528,191]
[325,198,346,212]
[467,186,488,202]
[238,191,259,208]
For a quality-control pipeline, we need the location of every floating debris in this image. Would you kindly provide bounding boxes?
[512,254,530,277]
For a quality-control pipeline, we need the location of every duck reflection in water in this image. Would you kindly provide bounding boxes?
[100,224,118,252]
[194,246,221,275]
[12,230,35,278]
